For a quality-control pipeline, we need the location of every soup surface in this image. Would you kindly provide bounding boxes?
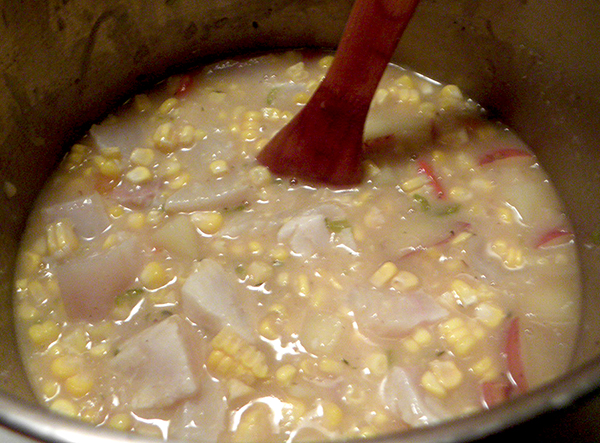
[14,51,581,441]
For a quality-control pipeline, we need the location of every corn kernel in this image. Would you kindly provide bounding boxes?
[318,55,334,69]
[475,302,505,328]
[369,262,398,288]
[125,166,152,184]
[134,93,152,113]
[28,320,60,347]
[167,172,190,190]
[439,318,479,357]
[319,358,346,375]
[269,246,289,263]
[373,88,389,105]
[210,160,229,176]
[296,273,310,296]
[401,337,420,353]
[179,125,196,144]
[470,356,500,381]
[42,380,59,399]
[130,148,155,166]
[429,359,463,389]
[17,302,40,322]
[89,343,110,358]
[262,107,281,121]
[319,400,343,430]
[286,62,309,82]
[247,261,273,286]
[108,413,133,431]
[390,270,419,291]
[259,315,280,340]
[153,122,176,152]
[293,92,310,105]
[127,213,146,229]
[20,251,41,275]
[190,211,224,234]
[249,165,272,186]
[64,372,94,397]
[395,74,414,89]
[401,174,429,193]
[50,398,78,417]
[158,97,178,115]
[449,186,473,202]
[451,279,478,306]
[108,205,124,219]
[51,355,81,380]
[421,370,447,398]
[46,219,79,259]
[275,364,298,387]
[364,352,388,376]
[412,327,433,346]
[158,157,182,178]
[140,261,170,289]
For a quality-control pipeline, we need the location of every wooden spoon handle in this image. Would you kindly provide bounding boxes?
[324,0,420,104]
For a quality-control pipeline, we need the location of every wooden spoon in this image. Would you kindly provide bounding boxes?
[257,0,421,186]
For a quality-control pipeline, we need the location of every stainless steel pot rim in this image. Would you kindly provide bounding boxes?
[2,355,600,443]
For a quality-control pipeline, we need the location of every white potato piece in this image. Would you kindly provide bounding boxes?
[278,214,331,258]
[151,215,201,259]
[55,237,142,320]
[42,192,109,239]
[181,258,253,339]
[111,315,200,409]
[164,176,251,213]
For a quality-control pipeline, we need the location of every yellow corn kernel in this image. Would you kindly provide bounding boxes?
[475,302,505,328]
[50,398,78,417]
[282,397,306,424]
[370,262,399,288]
[158,157,182,178]
[28,320,60,347]
[42,380,59,399]
[275,364,298,387]
[395,74,414,89]
[125,166,152,184]
[319,358,346,375]
[449,186,473,202]
[190,211,223,234]
[233,404,273,443]
[127,212,146,230]
[209,326,268,383]
[134,93,152,113]
[401,337,420,354]
[450,231,473,245]
[318,55,334,69]
[412,327,433,346]
[439,84,463,103]
[247,261,273,286]
[401,174,429,193]
[451,279,478,306]
[276,272,289,287]
[390,270,419,291]
[249,165,272,186]
[64,372,94,397]
[140,261,170,289]
[262,107,281,121]
[50,355,81,380]
[418,101,437,118]
[398,88,420,105]
[269,246,289,263]
[259,315,280,341]
[17,302,40,323]
[130,148,155,166]
[319,400,343,430]
[195,128,208,140]
[101,234,118,250]
[293,92,310,105]
[364,352,388,376]
[167,172,190,190]
[429,359,463,390]
[439,318,478,357]
[108,205,124,219]
[108,413,133,431]
[497,207,514,224]
[373,88,389,105]
[89,342,110,358]
[178,125,196,145]
[158,97,178,115]
[209,159,228,176]
[241,129,259,142]
[248,241,263,255]
[286,62,309,82]
[470,356,500,382]
[20,251,41,275]
[46,219,79,259]
[421,370,447,398]
[296,273,310,296]
[153,122,176,152]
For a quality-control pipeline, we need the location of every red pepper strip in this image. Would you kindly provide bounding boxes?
[479,148,531,166]
[505,317,528,393]
[535,228,573,249]
[175,75,193,97]
[417,160,445,199]
[481,378,512,409]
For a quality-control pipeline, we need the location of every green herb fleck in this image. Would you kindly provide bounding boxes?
[413,194,430,211]
[325,218,351,233]
[115,288,144,306]
[266,88,279,106]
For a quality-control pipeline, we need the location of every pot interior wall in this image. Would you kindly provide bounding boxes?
[1,0,600,439]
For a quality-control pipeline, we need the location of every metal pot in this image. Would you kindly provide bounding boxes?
[1,0,600,441]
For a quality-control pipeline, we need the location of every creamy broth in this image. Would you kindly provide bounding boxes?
[14,51,581,441]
